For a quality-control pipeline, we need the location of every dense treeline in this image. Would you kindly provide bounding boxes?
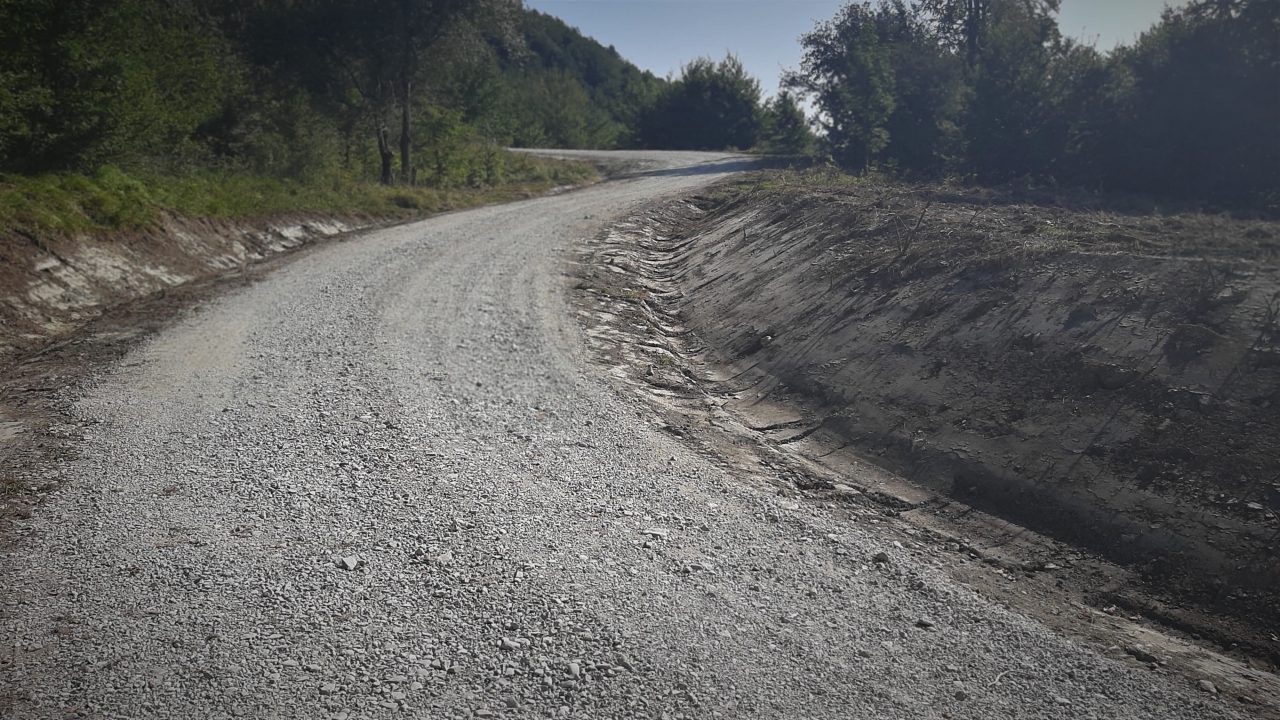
[2,0,1272,210]
[0,0,662,188]
[633,55,815,154]
[787,0,1280,208]
[507,10,665,148]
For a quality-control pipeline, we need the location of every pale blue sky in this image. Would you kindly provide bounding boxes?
[525,0,1189,96]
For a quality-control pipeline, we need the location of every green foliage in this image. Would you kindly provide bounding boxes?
[0,167,157,234]
[960,0,1063,178]
[789,3,899,168]
[794,0,1279,208]
[0,0,653,189]
[1099,0,1280,205]
[0,151,595,236]
[512,9,664,144]
[0,0,238,172]
[500,70,623,149]
[636,55,763,150]
[759,92,816,155]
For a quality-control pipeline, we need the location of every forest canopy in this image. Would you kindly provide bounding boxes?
[787,0,1280,208]
[0,1,664,187]
[0,0,1275,209]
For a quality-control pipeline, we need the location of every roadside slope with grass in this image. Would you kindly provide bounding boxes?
[0,154,595,358]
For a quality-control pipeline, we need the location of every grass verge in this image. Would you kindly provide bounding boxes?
[0,151,597,237]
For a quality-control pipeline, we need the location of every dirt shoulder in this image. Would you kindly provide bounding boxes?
[572,171,1280,714]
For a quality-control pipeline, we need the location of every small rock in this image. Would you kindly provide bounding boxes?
[641,528,669,539]
[337,556,360,571]
[1197,679,1218,694]
[1124,644,1160,664]
[954,689,969,701]
[499,638,519,651]
[568,662,581,678]
[872,551,890,564]
[320,683,337,695]
[436,550,455,565]
[915,618,936,630]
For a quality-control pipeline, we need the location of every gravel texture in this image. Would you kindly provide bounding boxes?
[0,151,1247,719]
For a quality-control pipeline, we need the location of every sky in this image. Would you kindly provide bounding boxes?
[524,0,1190,97]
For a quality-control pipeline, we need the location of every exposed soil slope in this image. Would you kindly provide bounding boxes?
[587,174,1280,647]
[0,214,369,360]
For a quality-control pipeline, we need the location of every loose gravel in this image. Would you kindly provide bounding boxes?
[0,151,1245,719]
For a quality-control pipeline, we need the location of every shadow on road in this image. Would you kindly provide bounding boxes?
[629,157,765,179]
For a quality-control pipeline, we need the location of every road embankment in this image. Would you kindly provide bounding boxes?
[578,172,1280,660]
[0,213,368,359]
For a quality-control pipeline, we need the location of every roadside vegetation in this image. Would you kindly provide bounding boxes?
[0,1,645,235]
[786,0,1277,211]
[0,0,1274,233]
[600,0,1277,212]
[0,155,594,237]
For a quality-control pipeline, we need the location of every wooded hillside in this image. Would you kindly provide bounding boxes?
[0,1,660,187]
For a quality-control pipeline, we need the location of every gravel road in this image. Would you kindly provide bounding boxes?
[0,151,1242,719]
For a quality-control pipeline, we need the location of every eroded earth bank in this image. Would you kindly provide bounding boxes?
[576,170,1280,716]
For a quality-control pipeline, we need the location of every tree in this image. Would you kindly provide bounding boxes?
[787,3,897,169]
[958,0,1065,178]
[759,91,815,155]
[791,0,1277,207]
[918,0,1061,68]
[0,0,235,172]
[253,0,517,184]
[874,2,966,174]
[636,55,763,150]
[0,0,667,182]
[1101,0,1280,203]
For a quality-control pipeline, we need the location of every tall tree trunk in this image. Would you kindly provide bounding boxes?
[399,79,412,185]
[397,0,415,186]
[964,0,986,67]
[377,123,394,185]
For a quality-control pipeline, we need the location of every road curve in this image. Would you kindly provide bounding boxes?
[0,152,1241,720]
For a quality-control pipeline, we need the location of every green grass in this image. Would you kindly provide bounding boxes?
[0,152,597,237]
